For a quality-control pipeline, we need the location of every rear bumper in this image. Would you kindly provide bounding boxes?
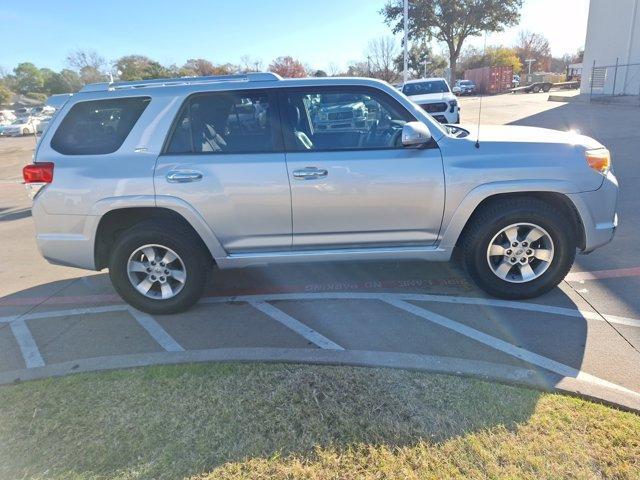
[32,200,97,270]
[568,171,619,253]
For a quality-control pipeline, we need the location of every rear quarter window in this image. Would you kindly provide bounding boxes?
[51,97,151,155]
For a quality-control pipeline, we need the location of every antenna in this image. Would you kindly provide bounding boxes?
[475,31,488,149]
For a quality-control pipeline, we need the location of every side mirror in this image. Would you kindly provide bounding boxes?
[402,121,432,147]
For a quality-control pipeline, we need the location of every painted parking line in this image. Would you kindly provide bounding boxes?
[2,292,639,329]
[248,300,344,350]
[565,266,640,282]
[204,292,640,329]
[128,308,184,353]
[9,319,45,369]
[384,298,640,398]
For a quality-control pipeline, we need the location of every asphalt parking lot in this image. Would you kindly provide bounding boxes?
[1,92,639,409]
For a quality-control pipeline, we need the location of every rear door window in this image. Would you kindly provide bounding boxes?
[51,97,150,155]
[165,90,279,154]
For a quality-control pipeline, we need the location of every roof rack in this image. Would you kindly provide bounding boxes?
[80,72,282,93]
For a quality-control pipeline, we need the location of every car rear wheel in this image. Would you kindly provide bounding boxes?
[109,220,209,314]
[22,128,29,135]
[461,197,577,299]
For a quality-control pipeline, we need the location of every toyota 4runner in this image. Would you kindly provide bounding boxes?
[24,73,618,314]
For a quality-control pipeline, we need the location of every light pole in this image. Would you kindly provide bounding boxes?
[403,0,409,84]
[525,58,536,75]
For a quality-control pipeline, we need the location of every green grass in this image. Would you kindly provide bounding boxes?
[0,363,638,479]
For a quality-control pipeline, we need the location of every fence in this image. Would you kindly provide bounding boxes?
[589,60,640,104]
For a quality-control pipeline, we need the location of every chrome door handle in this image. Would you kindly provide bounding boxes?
[292,167,328,180]
[166,170,203,183]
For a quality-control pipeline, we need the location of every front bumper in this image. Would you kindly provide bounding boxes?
[315,116,367,131]
[568,170,619,253]
[418,104,459,124]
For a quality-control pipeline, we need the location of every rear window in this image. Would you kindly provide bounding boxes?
[51,97,150,155]
[165,90,277,155]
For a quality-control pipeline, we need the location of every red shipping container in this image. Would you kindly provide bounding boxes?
[464,66,513,94]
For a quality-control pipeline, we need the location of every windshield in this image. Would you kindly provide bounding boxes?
[459,81,474,86]
[402,80,450,96]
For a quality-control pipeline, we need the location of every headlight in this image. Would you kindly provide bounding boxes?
[448,100,457,113]
[585,148,611,174]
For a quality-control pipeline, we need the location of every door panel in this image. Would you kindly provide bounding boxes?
[155,153,291,252]
[286,148,444,248]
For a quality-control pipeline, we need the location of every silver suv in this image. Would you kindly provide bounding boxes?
[24,73,618,314]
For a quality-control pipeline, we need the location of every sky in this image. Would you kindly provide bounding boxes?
[0,0,590,74]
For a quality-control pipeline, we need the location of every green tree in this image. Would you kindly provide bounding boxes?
[13,62,44,94]
[394,41,448,79]
[181,58,217,76]
[0,84,12,105]
[114,55,170,81]
[79,66,105,84]
[44,69,83,94]
[381,0,523,83]
[458,46,521,76]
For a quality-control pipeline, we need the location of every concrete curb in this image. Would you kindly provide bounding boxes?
[1,348,638,413]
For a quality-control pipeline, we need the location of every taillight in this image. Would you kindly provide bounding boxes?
[23,162,54,199]
[23,162,54,183]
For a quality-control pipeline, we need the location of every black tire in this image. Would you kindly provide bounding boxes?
[109,220,209,314]
[460,197,577,299]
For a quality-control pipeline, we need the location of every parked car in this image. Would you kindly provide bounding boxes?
[32,105,56,116]
[4,117,38,136]
[24,73,618,314]
[455,79,477,95]
[0,109,16,125]
[36,116,53,134]
[14,107,32,116]
[401,78,460,124]
[312,94,369,132]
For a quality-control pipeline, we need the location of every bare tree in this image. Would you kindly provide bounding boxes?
[240,55,263,72]
[66,49,107,84]
[365,37,399,83]
[515,31,552,72]
[327,62,340,76]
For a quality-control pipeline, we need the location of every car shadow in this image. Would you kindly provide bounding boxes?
[508,100,640,331]
[0,207,31,222]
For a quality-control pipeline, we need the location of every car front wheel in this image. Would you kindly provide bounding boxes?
[461,197,577,299]
[109,220,209,314]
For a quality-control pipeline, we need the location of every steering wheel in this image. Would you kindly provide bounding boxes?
[390,128,403,147]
